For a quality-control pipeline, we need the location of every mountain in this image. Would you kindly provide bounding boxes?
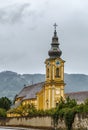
[0,71,88,100]
[0,71,45,99]
[64,73,88,92]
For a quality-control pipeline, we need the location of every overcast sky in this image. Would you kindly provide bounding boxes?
[0,0,88,75]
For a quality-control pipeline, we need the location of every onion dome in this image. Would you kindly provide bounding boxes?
[48,23,62,58]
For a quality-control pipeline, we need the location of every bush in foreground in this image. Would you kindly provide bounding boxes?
[0,108,6,117]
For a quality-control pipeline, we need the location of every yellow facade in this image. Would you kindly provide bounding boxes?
[37,57,65,110]
[15,97,37,108]
[22,99,37,107]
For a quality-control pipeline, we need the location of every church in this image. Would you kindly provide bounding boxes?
[14,24,65,110]
[12,24,88,111]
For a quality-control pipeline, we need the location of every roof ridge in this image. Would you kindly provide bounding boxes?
[66,91,88,95]
[24,81,45,88]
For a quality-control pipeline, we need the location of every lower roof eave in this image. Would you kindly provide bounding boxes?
[22,98,37,102]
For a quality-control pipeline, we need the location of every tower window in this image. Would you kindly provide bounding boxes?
[47,68,49,78]
[46,99,49,109]
[56,68,59,77]
[56,103,59,107]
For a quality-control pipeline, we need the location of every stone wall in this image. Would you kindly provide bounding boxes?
[0,114,88,129]
[0,116,52,128]
[73,113,88,129]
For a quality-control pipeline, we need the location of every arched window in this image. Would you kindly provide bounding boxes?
[46,99,49,109]
[56,68,59,77]
[56,103,59,107]
[47,68,49,78]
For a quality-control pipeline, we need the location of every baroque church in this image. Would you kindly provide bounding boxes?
[14,24,65,110]
[12,24,88,111]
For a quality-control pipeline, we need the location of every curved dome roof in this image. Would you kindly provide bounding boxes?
[48,28,62,58]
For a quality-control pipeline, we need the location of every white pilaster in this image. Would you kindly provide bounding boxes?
[52,85,55,108]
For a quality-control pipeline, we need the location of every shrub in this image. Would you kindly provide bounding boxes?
[84,98,88,105]
[0,97,12,110]
[64,108,75,130]
[0,108,6,117]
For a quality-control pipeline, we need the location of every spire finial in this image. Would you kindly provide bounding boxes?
[53,23,58,31]
[48,23,62,58]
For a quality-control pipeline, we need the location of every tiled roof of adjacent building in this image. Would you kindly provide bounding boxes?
[17,82,44,100]
[66,91,88,103]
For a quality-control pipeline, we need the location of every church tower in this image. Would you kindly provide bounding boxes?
[37,24,65,110]
[44,24,65,109]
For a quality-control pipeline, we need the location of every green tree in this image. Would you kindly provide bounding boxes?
[0,97,12,110]
[64,108,75,130]
[65,96,77,108]
[84,98,88,105]
[0,108,6,117]
[11,103,37,116]
[58,97,65,109]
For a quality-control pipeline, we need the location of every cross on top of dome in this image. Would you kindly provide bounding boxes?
[53,23,58,31]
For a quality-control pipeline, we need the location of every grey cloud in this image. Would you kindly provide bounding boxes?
[0,0,88,74]
[0,1,45,31]
[0,3,30,24]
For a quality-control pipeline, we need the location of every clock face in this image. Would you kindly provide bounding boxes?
[56,61,60,65]
[56,88,60,94]
[56,90,60,94]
